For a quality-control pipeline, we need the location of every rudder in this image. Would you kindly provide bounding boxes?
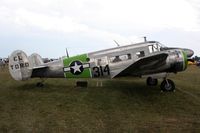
[9,50,32,81]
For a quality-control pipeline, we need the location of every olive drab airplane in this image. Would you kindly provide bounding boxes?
[9,40,194,92]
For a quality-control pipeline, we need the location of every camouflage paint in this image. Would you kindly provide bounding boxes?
[63,54,92,78]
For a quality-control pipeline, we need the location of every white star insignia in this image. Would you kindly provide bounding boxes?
[71,62,82,73]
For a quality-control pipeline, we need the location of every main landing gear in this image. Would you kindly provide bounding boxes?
[146,77,175,92]
[160,79,175,92]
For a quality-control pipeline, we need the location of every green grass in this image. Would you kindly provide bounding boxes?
[0,66,200,132]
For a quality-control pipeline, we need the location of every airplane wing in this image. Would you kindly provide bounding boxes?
[113,53,168,78]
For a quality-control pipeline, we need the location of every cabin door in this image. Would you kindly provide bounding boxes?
[95,56,108,66]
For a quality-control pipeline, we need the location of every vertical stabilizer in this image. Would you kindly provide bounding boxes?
[9,50,32,81]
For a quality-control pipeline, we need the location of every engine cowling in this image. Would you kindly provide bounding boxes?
[167,50,188,73]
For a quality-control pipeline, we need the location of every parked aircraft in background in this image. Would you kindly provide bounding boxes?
[0,58,3,67]
[8,39,194,92]
[0,58,9,68]
[42,58,58,63]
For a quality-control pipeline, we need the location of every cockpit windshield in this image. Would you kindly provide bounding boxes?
[148,42,166,53]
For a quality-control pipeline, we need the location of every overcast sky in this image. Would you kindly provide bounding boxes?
[0,0,200,58]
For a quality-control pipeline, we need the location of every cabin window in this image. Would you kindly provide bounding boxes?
[136,51,145,58]
[111,56,121,63]
[127,54,131,59]
[97,59,102,66]
[96,57,107,66]
[110,54,132,63]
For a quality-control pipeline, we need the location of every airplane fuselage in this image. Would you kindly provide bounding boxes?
[8,40,194,91]
[30,41,189,79]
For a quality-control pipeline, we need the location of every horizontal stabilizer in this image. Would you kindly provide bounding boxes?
[32,66,48,69]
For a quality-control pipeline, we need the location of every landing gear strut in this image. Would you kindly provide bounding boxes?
[146,77,158,86]
[160,79,175,92]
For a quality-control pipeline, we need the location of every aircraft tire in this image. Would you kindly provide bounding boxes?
[160,79,175,92]
[146,77,158,86]
[36,82,44,87]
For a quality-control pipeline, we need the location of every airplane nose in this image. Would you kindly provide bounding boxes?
[182,48,194,57]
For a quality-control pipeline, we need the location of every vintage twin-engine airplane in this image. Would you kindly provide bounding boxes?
[9,40,194,92]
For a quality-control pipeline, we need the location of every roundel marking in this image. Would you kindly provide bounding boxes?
[69,60,84,75]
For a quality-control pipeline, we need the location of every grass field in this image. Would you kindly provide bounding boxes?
[0,66,200,132]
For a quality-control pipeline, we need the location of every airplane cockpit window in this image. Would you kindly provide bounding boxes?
[110,54,132,63]
[148,43,162,53]
[136,51,145,58]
